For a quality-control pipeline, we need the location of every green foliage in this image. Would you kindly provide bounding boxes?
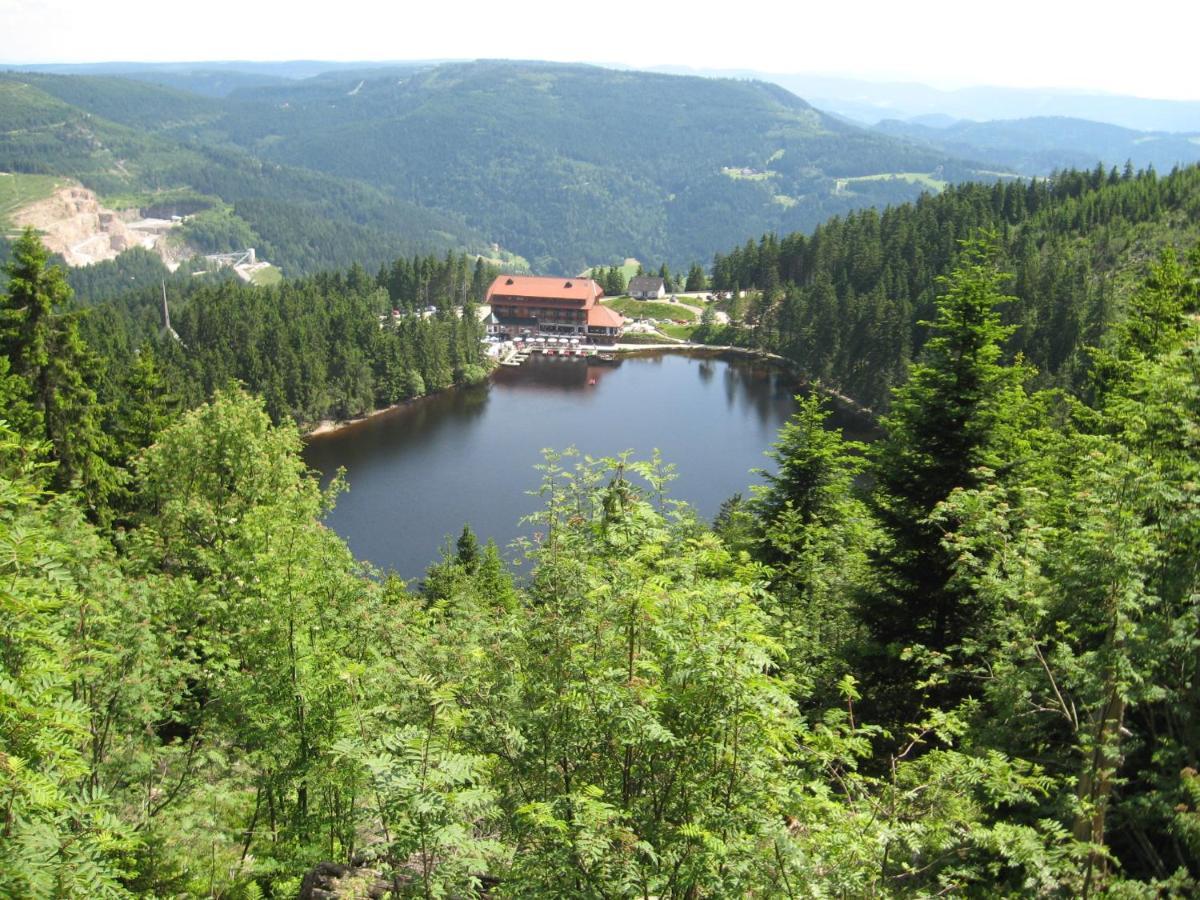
[0,425,135,898]
[861,238,1031,714]
[176,205,258,253]
[125,388,376,893]
[480,450,806,896]
[748,392,873,703]
[710,164,1200,410]
[0,228,120,516]
[77,251,492,427]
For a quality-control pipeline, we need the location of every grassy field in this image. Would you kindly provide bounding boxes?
[721,167,774,181]
[100,186,218,213]
[841,172,949,191]
[249,265,283,286]
[603,296,697,322]
[583,259,641,281]
[616,331,680,345]
[0,173,64,231]
[660,323,697,340]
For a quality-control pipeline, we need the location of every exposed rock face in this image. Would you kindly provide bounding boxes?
[298,862,392,899]
[11,185,180,267]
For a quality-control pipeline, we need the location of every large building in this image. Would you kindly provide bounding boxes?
[485,275,623,344]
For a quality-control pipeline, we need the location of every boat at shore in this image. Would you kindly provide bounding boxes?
[585,351,619,364]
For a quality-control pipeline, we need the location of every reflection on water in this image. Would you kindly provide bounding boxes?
[303,351,872,581]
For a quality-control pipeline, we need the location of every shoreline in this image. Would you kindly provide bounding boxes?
[304,400,412,438]
[618,342,876,417]
[304,344,875,438]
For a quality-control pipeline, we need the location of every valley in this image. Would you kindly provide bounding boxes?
[2,46,1200,900]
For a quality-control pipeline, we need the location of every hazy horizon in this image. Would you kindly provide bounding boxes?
[4,57,1197,107]
[2,0,1198,102]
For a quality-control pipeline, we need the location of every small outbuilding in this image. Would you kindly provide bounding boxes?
[628,276,666,300]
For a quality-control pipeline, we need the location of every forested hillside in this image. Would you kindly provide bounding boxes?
[874,115,1200,175]
[208,60,990,272]
[3,62,997,276]
[75,247,499,432]
[702,163,1200,409]
[2,181,1199,894]
[0,74,492,274]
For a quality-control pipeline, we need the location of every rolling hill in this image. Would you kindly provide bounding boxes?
[0,73,493,275]
[205,61,998,272]
[3,61,1005,275]
[873,115,1200,176]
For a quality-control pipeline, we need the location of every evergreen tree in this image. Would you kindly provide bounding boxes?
[749,393,870,701]
[0,228,117,516]
[604,266,626,296]
[860,237,1027,709]
[456,523,481,572]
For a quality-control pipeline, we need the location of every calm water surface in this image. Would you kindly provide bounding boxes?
[303,351,870,580]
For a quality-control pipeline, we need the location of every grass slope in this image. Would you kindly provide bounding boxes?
[0,173,64,231]
[603,296,698,322]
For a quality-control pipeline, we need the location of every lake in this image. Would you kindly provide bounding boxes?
[302,351,871,581]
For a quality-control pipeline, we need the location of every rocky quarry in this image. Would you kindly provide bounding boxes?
[12,184,183,267]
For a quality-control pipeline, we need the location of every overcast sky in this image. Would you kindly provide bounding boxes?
[2,0,1197,101]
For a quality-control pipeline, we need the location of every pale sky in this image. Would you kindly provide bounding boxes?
[2,0,1198,101]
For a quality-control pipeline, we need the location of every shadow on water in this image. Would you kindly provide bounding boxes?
[303,350,875,581]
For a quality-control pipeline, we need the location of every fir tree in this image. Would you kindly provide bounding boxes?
[860,237,1027,708]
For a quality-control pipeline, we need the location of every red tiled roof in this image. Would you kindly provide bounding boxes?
[486,274,603,306]
[587,304,624,329]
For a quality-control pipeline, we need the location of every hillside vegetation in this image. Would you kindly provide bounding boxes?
[701,163,1200,409]
[2,187,1199,894]
[208,61,991,272]
[874,114,1200,175]
[0,73,492,274]
[3,62,1000,275]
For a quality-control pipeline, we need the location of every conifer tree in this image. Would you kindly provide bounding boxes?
[0,228,117,515]
[861,237,1026,706]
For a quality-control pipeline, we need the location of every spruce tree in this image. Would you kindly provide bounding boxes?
[0,228,116,515]
[861,237,1025,703]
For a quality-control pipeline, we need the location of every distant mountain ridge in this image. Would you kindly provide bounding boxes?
[3,60,1000,274]
[201,60,993,272]
[13,61,1200,131]
[873,116,1200,176]
[649,66,1200,133]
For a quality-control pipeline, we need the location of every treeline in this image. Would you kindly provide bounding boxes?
[4,207,1200,896]
[74,246,500,428]
[590,261,708,296]
[704,163,1200,408]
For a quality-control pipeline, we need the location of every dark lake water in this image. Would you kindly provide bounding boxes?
[303,351,871,581]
